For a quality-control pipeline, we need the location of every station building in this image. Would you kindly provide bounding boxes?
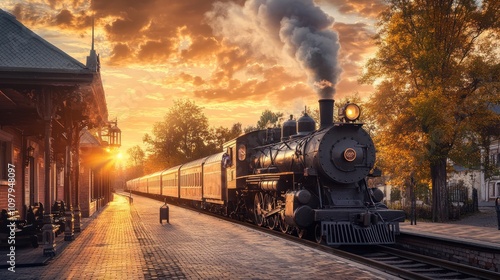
[0,8,118,239]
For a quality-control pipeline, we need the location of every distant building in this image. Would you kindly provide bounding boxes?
[483,104,500,201]
[448,104,500,202]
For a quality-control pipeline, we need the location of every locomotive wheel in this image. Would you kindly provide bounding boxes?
[264,194,278,230]
[297,228,307,239]
[254,193,264,227]
[314,223,325,244]
[279,211,289,233]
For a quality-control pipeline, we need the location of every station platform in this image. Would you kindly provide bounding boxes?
[1,193,396,279]
[399,206,500,250]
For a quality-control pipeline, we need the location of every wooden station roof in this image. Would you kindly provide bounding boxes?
[0,8,108,132]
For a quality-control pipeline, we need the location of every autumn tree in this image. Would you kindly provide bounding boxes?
[143,99,211,166]
[207,123,242,151]
[125,145,145,180]
[143,99,243,168]
[243,110,284,133]
[256,110,284,129]
[362,0,500,221]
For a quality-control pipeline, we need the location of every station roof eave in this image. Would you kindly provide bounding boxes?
[85,73,109,129]
[0,67,94,86]
[0,8,108,129]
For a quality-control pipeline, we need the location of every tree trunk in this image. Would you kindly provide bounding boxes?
[431,157,448,222]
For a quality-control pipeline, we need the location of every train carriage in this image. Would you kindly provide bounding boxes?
[125,178,139,192]
[138,177,148,193]
[202,152,226,204]
[161,165,181,199]
[179,157,206,201]
[144,170,163,195]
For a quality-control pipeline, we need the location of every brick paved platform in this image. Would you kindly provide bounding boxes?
[0,208,100,268]
[1,193,395,279]
[400,206,500,250]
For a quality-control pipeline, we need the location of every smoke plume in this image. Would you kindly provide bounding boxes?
[206,0,341,98]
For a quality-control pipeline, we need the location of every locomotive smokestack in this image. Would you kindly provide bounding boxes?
[319,99,334,129]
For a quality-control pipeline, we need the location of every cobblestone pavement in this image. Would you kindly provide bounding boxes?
[1,194,396,280]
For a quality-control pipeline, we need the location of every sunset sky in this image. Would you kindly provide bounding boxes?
[3,0,384,161]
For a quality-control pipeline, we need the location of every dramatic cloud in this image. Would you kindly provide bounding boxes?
[7,0,380,99]
[321,0,386,18]
[334,21,377,95]
[3,0,384,156]
[207,0,342,98]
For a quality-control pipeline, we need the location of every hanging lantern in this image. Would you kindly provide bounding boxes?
[106,119,121,147]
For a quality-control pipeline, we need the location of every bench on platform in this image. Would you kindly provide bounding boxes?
[26,202,44,229]
[51,200,66,234]
[27,202,61,238]
[0,209,38,248]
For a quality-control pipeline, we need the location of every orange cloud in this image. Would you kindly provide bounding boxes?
[321,0,386,18]
[5,0,379,133]
[4,0,388,159]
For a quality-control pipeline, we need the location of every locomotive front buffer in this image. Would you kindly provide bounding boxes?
[283,188,405,245]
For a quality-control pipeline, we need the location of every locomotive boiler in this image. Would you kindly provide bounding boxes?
[126,98,405,246]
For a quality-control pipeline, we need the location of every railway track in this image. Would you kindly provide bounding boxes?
[125,192,500,280]
[341,245,500,280]
[254,226,500,279]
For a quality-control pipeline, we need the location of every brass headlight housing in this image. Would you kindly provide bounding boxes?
[339,103,361,122]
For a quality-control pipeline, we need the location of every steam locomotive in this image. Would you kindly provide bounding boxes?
[126,99,405,246]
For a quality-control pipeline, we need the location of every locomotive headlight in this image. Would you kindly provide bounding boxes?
[343,103,361,122]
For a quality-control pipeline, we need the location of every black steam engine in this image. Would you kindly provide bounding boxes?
[127,99,405,246]
[247,99,404,244]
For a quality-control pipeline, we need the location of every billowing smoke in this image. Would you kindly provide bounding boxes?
[206,0,341,98]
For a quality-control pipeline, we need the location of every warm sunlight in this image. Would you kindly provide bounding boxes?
[1,1,498,278]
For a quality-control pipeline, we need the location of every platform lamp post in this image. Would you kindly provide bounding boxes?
[109,119,121,204]
[104,119,121,204]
